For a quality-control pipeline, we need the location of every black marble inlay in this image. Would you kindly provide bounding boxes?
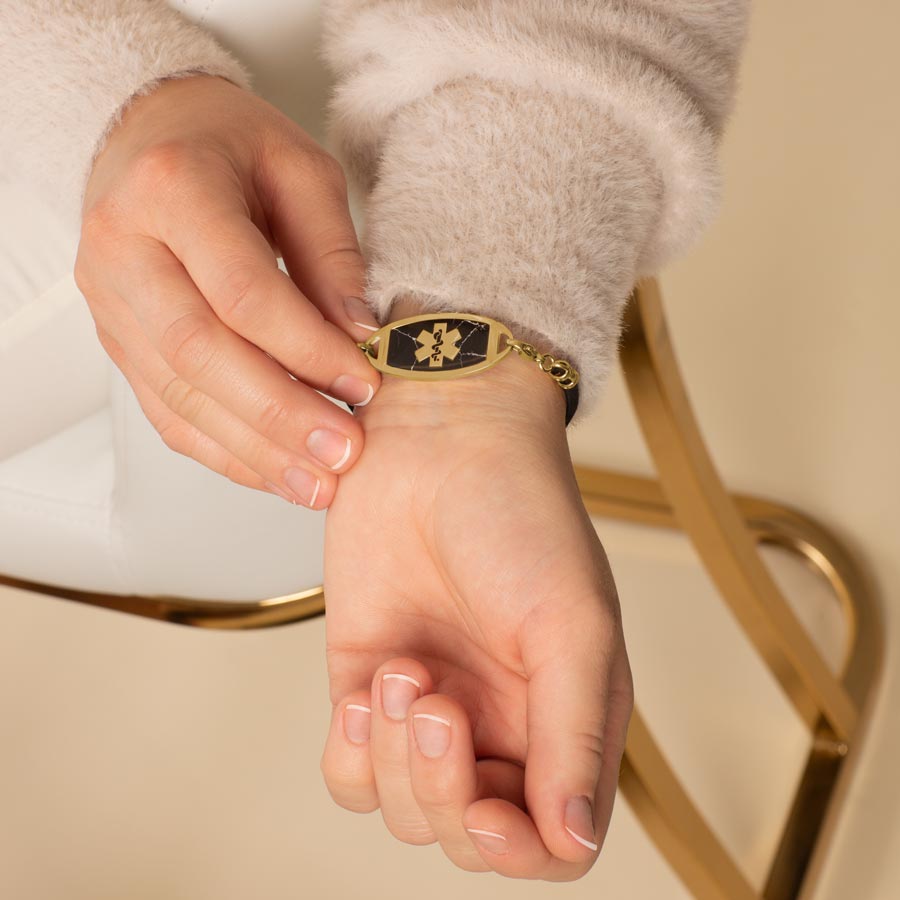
[386,318,491,373]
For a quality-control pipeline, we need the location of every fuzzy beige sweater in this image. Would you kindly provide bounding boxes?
[0,0,751,426]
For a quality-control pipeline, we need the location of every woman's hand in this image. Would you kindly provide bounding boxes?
[75,73,382,507]
[320,307,633,880]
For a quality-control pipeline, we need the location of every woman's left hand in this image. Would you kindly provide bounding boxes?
[320,306,633,880]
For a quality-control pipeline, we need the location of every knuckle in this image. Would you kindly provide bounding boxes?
[79,197,121,248]
[159,375,204,422]
[307,150,347,191]
[330,791,379,815]
[256,394,291,437]
[572,729,606,767]
[383,816,436,846]
[415,786,458,817]
[299,339,328,374]
[157,420,191,456]
[221,457,253,489]
[129,140,195,191]
[218,260,264,324]
[160,311,217,379]
[319,770,378,814]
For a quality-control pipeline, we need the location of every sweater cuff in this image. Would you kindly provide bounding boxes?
[1,1,253,230]
[346,76,664,427]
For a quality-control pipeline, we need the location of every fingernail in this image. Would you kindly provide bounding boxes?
[307,428,352,471]
[344,295,380,332]
[412,713,451,758]
[283,467,321,507]
[381,673,420,721]
[265,481,297,504]
[466,828,509,856]
[564,795,598,851]
[343,703,371,745]
[329,373,375,407]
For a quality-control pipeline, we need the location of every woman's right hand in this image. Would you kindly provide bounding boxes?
[75,72,382,509]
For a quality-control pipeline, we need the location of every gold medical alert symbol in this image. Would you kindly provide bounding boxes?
[414,322,462,367]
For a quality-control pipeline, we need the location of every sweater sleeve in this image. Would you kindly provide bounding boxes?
[319,0,751,425]
[0,0,253,230]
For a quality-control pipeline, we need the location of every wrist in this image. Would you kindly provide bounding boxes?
[356,297,568,429]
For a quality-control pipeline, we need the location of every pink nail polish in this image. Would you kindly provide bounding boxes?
[343,703,371,745]
[466,828,509,855]
[564,795,598,851]
[381,673,420,721]
[283,467,321,507]
[412,713,451,758]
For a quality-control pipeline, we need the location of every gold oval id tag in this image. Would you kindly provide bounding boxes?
[357,312,515,381]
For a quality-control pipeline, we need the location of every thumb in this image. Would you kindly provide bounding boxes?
[260,149,380,343]
[521,598,633,863]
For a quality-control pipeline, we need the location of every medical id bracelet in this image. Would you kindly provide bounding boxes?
[353,312,580,426]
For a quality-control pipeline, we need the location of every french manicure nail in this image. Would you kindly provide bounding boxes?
[343,703,371,745]
[344,295,380,332]
[307,428,352,470]
[412,713,451,758]
[564,795,598,851]
[283,467,321,507]
[265,481,296,504]
[329,373,375,407]
[381,673,420,721]
[466,828,509,855]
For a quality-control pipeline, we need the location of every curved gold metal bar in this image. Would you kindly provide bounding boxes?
[573,469,864,683]
[607,281,881,900]
[0,574,326,629]
[620,280,857,740]
[622,712,758,900]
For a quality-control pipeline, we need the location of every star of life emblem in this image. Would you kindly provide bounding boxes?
[414,323,463,367]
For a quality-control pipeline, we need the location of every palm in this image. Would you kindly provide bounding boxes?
[323,408,619,773]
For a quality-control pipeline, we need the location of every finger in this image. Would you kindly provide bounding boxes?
[256,148,382,343]
[406,694,490,872]
[473,759,527,811]
[94,308,333,507]
[154,180,380,406]
[520,599,628,864]
[462,797,594,882]
[97,326,268,493]
[370,658,436,845]
[591,647,634,853]
[320,690,380,814]
[107,240,365,475]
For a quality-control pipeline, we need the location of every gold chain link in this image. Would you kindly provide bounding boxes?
[504,337,580,389]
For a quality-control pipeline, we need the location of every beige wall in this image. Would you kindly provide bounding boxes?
[2,2,898,898]
[570,1,900,896]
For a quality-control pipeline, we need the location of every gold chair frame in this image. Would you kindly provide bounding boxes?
[2,279,881,899]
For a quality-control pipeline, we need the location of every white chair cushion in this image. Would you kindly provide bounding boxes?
[0,379,329,598]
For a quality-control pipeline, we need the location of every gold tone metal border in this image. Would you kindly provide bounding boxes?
[358,311,514,381]
[2,280,880,900]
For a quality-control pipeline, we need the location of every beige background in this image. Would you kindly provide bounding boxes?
[2,1,899,897]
